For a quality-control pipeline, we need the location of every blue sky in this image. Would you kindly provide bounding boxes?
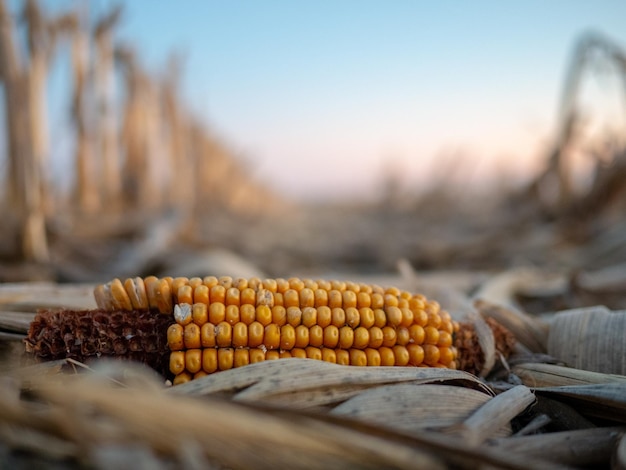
[37,1,626,200]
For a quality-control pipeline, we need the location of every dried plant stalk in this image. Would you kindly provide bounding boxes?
[513,362,626,387]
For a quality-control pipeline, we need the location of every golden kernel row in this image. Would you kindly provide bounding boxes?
[94,276,442,317]
[170,344,459,383]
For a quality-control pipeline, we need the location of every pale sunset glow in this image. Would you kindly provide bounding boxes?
[44,0,626,202]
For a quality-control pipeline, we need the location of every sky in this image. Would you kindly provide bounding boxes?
[36,1,626,201]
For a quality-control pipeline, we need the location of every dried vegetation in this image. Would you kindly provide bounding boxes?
[0,1,626,468]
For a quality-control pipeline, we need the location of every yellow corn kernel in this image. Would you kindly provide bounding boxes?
[379,346,395,366]
[424,344,440,366]
[240,304,256,325]
[437,331,453,348]
[338,326,354,349]
[210,285,226,304]
[218,348,234,370]
[192,303,208,325]
[321,348,336,363]
[183,323,201,349]
[248,321,264,348]
[209,302,226,324]
[280,324,296,350]
[288,277,305,291]
[200,323,216,348]
[186,349,202,374]
[218,276,233,289]
[124,277,149,310]
[294,325,310,348]
[407,344,424,366]
[368,326,384,348]
[358,307,375,328]
[216,321,232,348]
[336,349,349,365]
[178,285,193,305]
[167,324,184,351]
[328,290,342,308]
[381,326,397,347]
[240,287,256,305]
[234,348,249,368]
[424,326,440,345]
[314,289,329,307]
[233,322,248,348]
[299,288,315,308]
[349,349,367,366]
[364,348,381,366]
[352,326,370,349]
[306,346,322,360]
[301,307,317,327]
[225,304,240,325]
[400,308,414,327]
[271,306,287,326]
[286,306,302,327]
[309,325,323,347]
[373,308,386,328]
[284,289,299,308]
[276,278,290,294]
[396,326,410,346]
[255,305,272,326]
[249,348,265,363]
[262,278,277,292]
[203,276,218,288]
[323,325,340,348]
[265,350,280,360]
[331,307,346,327]
[438,346,454,366]
[169,351,185,375]
[392,345,409,366]
[264,324,280,349]
[342,290,357,309]
[345,307,360,328]
[317,306,332,327]
[226,287,240,306]
[173,371,192,385]
[409,324,425,345]
[291,348,307,359]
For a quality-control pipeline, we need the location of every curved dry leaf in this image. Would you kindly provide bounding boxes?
[489,426,626,468]
[451,385,534,446]
[170,359,493,408]
[513,363,626,387]
[534,383,626,423]
[330,384,509,437]
[547,307,626,375]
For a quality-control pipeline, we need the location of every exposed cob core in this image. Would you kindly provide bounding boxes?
[26,275,480,385]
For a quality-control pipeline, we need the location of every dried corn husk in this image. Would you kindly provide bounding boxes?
[488,426,626,468]
[533,383,626,423]
[330,383,508,437]
[513,363,626,387]
[170,358,493,408]
[2,363,567,470]
[547,306,626,375]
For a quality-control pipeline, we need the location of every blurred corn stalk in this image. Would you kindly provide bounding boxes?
[0,0,68,262]
[0,1,283,269]
[527,31,626,219]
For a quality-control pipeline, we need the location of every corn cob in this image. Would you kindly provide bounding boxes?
[26,276,510,384]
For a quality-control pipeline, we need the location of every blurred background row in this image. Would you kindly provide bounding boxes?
[0,1,625,285]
